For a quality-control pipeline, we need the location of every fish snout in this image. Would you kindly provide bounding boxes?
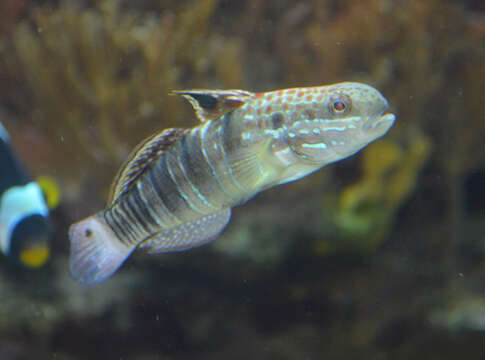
[372,112,396,133]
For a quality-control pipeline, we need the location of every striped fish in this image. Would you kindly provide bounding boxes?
[69,82,396,285]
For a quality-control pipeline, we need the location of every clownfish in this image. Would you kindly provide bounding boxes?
[0,122,59,268]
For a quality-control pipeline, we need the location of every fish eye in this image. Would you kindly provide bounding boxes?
[85,229,93,238]
[333,101,346,112]
[328,94,351,115]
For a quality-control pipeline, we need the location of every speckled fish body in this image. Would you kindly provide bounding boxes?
[69,82,395,285]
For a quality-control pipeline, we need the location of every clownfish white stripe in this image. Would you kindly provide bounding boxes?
[0,182,49,254]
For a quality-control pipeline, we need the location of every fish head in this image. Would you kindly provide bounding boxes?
[285,82,395,165]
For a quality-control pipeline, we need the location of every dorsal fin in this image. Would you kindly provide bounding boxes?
[107,128,188,205]
[172,89,254,122]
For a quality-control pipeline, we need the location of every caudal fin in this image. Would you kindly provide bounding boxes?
[68,214,135,286]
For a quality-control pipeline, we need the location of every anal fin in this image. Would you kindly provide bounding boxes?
[139,209,231,254]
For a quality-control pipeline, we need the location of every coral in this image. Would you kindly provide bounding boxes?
[1,0,244,189]
[332,133,432,251]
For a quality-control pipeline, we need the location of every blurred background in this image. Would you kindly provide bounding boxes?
[0,0,484,359]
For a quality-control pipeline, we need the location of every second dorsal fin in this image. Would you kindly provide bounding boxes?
[107,128,188,206]
[172,89,254,122]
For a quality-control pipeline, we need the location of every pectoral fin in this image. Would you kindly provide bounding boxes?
[226,137,276,191]
[172,89,254,122]
[139,208,231,254]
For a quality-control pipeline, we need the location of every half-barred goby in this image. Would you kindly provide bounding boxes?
[69,82,396,285]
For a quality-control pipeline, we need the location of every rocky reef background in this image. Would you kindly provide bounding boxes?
[1,0,485,359]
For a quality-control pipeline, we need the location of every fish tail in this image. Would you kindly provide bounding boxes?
[68,213,135,286]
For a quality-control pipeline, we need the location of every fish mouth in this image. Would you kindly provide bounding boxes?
[371,112,395,133]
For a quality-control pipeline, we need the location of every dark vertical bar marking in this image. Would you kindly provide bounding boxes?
[104,205,133,246]
[148,159,181,223]
[199,122,234,201]
[219,112,245,192]
[131,187,158,230]
[178,132,217,211]
[124,193,151,234]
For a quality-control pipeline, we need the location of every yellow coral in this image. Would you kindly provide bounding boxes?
[333,134,431,250]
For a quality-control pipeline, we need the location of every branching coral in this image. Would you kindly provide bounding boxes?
[1,0,243,187]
